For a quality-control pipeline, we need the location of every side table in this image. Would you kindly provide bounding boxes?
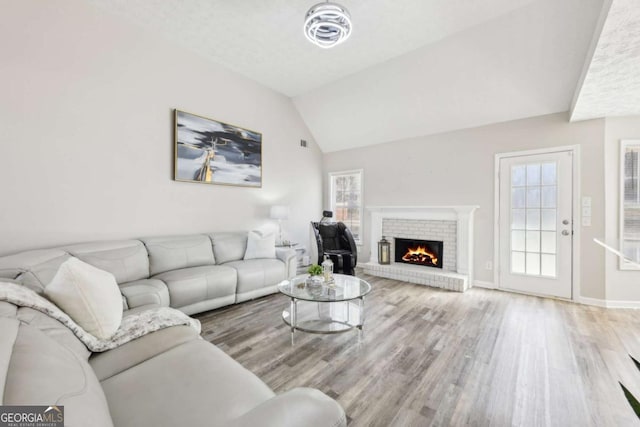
[276,243,308,272]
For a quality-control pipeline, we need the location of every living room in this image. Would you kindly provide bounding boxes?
[1,0,640,426]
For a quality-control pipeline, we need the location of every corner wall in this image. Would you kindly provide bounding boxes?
[604,116,640,302]
[323,113,606,299]
[0,0,322,255]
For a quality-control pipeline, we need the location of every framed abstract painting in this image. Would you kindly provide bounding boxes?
[174,109,262,187]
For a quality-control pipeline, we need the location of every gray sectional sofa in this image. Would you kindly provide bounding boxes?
[0,232,298,315]
[0,233,346,426]
[0,300,345,427]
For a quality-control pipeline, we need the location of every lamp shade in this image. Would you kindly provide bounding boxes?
[270,205,290,220]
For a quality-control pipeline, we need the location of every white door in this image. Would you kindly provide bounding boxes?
[498,150,573,299]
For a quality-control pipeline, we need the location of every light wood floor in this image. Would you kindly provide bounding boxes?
[196,274,640,426]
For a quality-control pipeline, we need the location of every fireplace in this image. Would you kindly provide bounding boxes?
[365,206,478,292]
[394,238,444,269]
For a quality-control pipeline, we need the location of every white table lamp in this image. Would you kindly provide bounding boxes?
[270,205,290,245]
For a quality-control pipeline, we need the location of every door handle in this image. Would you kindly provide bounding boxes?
[562,230,570,236]
[562,219,570,225]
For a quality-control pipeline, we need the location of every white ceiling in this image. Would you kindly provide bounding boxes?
[571,0,640,121]
[85,0,536,97]
[86,0,608,152]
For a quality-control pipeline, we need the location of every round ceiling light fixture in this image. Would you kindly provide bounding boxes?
[304,1,352,49]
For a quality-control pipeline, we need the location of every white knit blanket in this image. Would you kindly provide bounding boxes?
[0,281,201,352]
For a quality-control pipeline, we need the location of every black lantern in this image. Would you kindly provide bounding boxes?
[378,236,391,264]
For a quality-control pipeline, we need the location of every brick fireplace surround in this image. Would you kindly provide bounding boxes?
[362,206,478,292]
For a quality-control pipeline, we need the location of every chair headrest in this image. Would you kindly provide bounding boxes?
[318,223,340,238]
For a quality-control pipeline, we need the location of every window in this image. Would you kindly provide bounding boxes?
[621,140,640,269]
[510,162,558,277]
[329,170,363,244]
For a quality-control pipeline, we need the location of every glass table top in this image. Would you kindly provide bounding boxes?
[278,274,372,302]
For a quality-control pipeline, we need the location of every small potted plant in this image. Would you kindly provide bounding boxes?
[308,264,323,277]
[306,264,324,296]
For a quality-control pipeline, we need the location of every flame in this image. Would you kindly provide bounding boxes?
[402,245,438,265]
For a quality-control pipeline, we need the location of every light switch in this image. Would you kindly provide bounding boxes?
[582,206,592,217]
[582,216,591,227]
[582,196,592,207]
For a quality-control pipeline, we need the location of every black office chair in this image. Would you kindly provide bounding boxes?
[310,221,358,275]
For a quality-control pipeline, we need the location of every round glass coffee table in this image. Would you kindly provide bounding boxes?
[277,274,372,344]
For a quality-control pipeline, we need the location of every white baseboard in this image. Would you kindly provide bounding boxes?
[473,286,640,308]
[578,296,640,309]
[577,297,608,307]
[472,280,496,289]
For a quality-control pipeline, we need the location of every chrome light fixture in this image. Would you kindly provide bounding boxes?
[304,1,352,49]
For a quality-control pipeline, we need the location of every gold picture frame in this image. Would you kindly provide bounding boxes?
[174,109,262,187]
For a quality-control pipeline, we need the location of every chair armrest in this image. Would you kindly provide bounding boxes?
[310,222,324,265]
[229,388,346,427]
[341,225,358,267]
[275,248,297,279]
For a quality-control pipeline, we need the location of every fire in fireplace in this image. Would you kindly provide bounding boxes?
[394,238,444,269]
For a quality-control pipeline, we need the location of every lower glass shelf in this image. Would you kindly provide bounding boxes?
[282,300,362,334]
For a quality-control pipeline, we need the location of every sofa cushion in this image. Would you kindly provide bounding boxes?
[153,265,236,309]
[2,318,114,427]
[100,339,274,427]
[243,230,276,260]
[89,325,200,381]
[14,306,90,361]
[0,268,20,282]
[210,232,247,264]
[119,279,170,310]
[224,259,285,300]
[0,300,17,318]
[142,234,215,276]
[230,388,347,427]
[45,258,123,340]
[64,240,149,284]
[0,249,70,293]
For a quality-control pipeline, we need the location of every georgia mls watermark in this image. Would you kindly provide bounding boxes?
[0,406,64,427]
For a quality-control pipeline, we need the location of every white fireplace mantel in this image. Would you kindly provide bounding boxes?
[366,205,479,285]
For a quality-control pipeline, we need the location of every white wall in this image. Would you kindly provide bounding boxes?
[0,0,322,255]
[604,116,640,301]
[323,113,606,299]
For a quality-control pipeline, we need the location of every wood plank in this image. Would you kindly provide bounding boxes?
[196,273,640,426]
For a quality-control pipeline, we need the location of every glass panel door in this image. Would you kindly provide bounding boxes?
[510,162,557,277]
[499,149,573,299]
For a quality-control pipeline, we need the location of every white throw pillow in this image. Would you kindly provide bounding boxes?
[243,230,276,260]
[45,257,123,340]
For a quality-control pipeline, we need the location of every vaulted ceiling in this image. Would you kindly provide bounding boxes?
[85,0,538,97]
[86,0,636,153]
[571,0,640,122]
[294,0,603,152]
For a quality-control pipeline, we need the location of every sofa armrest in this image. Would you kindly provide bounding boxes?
[275,248,297,279]
[119,279,170,309]
[229,387,346,427]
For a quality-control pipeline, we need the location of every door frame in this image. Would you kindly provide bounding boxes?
[493,145,581,301]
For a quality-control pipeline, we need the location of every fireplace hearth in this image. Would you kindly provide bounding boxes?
[395,238,444,269]
[364,205,478,292]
